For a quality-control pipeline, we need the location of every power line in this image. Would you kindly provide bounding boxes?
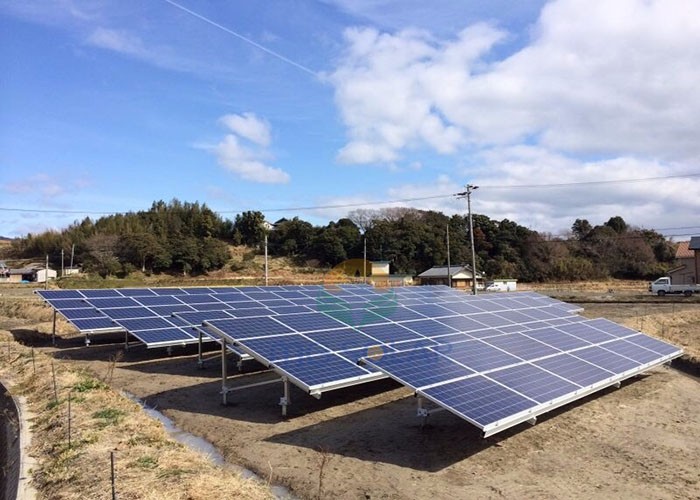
[1,172,699,216]
[163,0,319,77]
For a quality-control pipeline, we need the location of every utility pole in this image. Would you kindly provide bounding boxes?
[446,224,451,288]
[456,184,479,295]
[363,235,367,284]
[45,254,49,290]
[264,232,269,286]
[61,248,64,277]
[70,244,75,270]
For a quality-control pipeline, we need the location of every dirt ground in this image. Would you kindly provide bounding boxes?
[3,288,700,499]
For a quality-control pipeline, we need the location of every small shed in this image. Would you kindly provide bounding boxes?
[417,265,484,289]
[371,261,390,277]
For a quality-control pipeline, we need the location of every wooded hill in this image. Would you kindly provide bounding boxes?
[6,200,676,281]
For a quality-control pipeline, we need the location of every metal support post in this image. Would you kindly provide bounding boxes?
[166,346,173,356]
[52,310,57,346]
[124,330,129,351]
[84,333,91,347]
[221,338,229,406]
[280,377,291,416]
[197,328,204,369]
[527,416,537,426]
[416,396,429,427]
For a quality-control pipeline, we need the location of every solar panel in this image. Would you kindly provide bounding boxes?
[362,316,682,437]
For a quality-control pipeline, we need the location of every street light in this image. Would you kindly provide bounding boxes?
[456,184,479,295]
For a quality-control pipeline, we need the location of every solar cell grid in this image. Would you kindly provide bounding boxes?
[422,375,535,426]
[486,364,580,402]
[435,340,522,372]
[408,304,455,318]
[484,333,560,361]
[80,289,122,298]
[275,312,347,333]
[101,307,157,320]
[275,354,371,388]
[600,339,662,365]
[135,295,184,306]
[305,328,381,352]
[115,288,156,297]
[534,354,614,387]
[401,319,457,338]
[239,334,328,363]
[624,334,680,357]
[117,317,176,332]
[47,298,88,309]
[356,323,422,344]
[71,318,119,331]
[86,297,139,309]
[207,316,294,340]
[60,308,102,320]
[37,290,82,299]
[572,346,641,373]
[130,328,196,345]
[148,304,195,316]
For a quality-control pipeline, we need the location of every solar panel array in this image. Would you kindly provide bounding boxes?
[37,285,380,348]
[204,289,585,394]
[362,317,682,436]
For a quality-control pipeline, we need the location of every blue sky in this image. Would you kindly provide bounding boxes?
[2,0,699,239]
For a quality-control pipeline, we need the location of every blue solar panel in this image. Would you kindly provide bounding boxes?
[227,301,261,309]
[484,333,560,361]
[274,291,308,299]
[190,302,231,311]
[135,295,183,306]
[557,322,617,344]
[439,302,485,315]
[117,317,175,331]
[469,313,515,328]
[71,318,118,330]
[572,346,641,373]
[175,310,233,325]
[37,290,82,299]
[152,288,189,295]
[585,318,639,338]
[369,306,424,322]
[321,309,386,328]
[623,334,681,357]
[258,299,295,308]
[487,364,580,402]
[435,340,522,372]
[365,348,474,388]
[391,338,438,351]
[275,312,347,333]
[228,308,272,318]
[435,315,489,333]
[497,310,539,324]
[336,345,396,364]
[534,354,614,387]
[239,335,329,363]
[600,339,665,365]
[207,317,294,340]
[115,288,156,297]
[275,354,371,387]
[45,298,87,309]
[176,294,222,305]
[422,376,535,427]
[523,327,591,351]
[305,328,381,351]
[408,304,455,318]
[147,304,195,316]
[130,328,196,344]
[268,305,311,315]
[101,307,156,320]
[181,287,215,295]
[356,323,422,343]
[401,319,457,338]
[60,308,101,320]
[86,297,139,309]
[80,289,122,298]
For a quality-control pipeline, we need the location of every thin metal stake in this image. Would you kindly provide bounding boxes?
[67,392,72,448]
[110,451,116,500]
[51,361,58,404]
[52,310,57,346]
[31,348,36,374]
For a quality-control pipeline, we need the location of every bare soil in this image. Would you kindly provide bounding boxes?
[3,287,700,499]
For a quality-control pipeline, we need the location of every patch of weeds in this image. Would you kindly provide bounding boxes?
[46,399,61,410]
[157,467,193,479]
[126,434,168,447]
[92,408,125,428]
[73,377,106,393]
[133,455,159,470]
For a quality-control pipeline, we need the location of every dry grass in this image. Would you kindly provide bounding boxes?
[0,332,274,500]
[619,309,700,362]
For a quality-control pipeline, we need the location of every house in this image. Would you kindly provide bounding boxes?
[368,261,413,287]
[370,261,390,277]
[2,265,57,283]
[417,265,484,289]
[668,237,700,285]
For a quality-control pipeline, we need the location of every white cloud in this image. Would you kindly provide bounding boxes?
[213,134,290,184]
[330,0,700,164]
[86,27,148,57]
[219,113,272,147]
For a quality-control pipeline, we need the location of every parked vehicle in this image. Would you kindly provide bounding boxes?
[648,277,700,297]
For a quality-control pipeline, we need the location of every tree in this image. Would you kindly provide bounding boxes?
[84,234,121,278]
[605,216,628,234]
[233,211,266,246]
[571,219,592,240]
